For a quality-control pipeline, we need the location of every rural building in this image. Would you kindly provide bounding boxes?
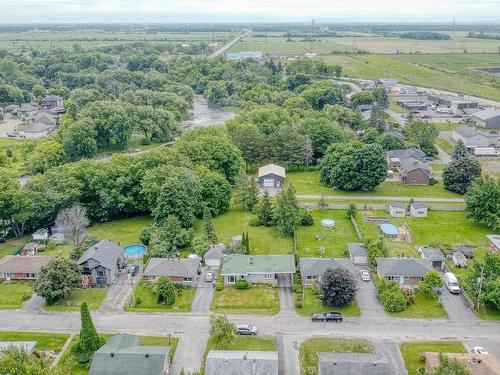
[348,243,368,265]
[142,258,201,285]
[410,202,428,217]
[226,51,263,60]
[452,251,467,268]
[419,247,445,269]
[386,148,427,168]
[77,240,126,287]
[376,257,432,287]
[3,104,19,114]
[452,125,492,148]
[299,258,355,287]
[377,78,398,88]
[396,99,427,111]
[455,246,474,259]
[89,333,171,375]
[258,164,286,189]
[41,95,64,109]
[423,352,500,375]
[32,228,49,241]
[388,202,406,217]
[472,108,500,129]
[205,350,278,375]
[20,242,41,256]
[18,103,39,117]
[0,255,54,281]
[33,112,57,126]
[203,243,225,268]
[450,99,479,115]
[428,93,478,111]
[318,352,396,375]
[220,254,295,285]
[487,234,500,252]
[18,122,55,139]
[399,158,431,185]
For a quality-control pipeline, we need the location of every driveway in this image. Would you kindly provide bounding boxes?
[170,333,209,375]
[464,339,500,361]
[376,339,408,375]
[439,287,478,322]
[191,268,215,313]
[355,268,387,319]
[99,266,141,313]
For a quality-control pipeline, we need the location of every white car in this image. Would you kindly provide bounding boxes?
[205,271,215,282]
[472,346,488,355]
[360,270,370,282]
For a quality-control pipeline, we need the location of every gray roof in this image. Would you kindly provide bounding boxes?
[4,104,19,111]
[0,341,37,353]
[487,235,500,249]
[299,258,355,277]
[204,244,225,261]
[19,122,54,134]
[411,202,428,209]
[386,148,426,162]
[19,103,38,112]
[376,257,432,278]
[258,164,285,178]
[454,125,479,138]
[221,254,295,276]
[472,108,500,121]
[0,255,54,274]
[319,352,396,375]
[420,247,445,262]
[143,258,200,278]
[42,95,63,102]
[77,240,124,271]
[348,243,368,257]
[89,334,170,375]
[389,202,406,209]
[400,157,431,174]
[205,350,278,375]
[456,246,473,257]
[452,251,467,262]
[33,113,56,125]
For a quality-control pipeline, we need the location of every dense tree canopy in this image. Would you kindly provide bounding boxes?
[443,140,481,194]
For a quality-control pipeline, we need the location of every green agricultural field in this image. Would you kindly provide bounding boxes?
[296,288,360,317]
[43,288,108,311]
[0,281,33,309]
[0,331,69,351]
[296,210,359,258]
[211,284,280,315]
[194,207,294,255]
[125,280,196,312]
[400,341,467,375]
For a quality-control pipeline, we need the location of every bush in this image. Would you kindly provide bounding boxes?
[134,296,142,305]
[295,293,303,308]
[311,281,319,295]
[380,289,407,312]
[429,177,438,185]
[300,211,314,226]
[215,281,224,291]
[234,279,250,289]
[140,225,153,245]
[141,137,151,145]
[248,217,262,227]
[401,287,416,305]
[21,292,32,302]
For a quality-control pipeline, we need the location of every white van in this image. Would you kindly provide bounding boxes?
[444,272,460,294]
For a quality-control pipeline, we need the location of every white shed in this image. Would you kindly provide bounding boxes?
[410,202,428,217]
[388,202,406,217]
[452,251,467,268]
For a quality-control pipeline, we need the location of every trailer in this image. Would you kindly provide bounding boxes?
[473,147,497,156]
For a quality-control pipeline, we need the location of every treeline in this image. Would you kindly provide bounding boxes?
[467,31,500,40]
[398,32,450,40]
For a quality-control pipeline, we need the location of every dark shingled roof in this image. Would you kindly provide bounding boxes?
[77,240,124,271]
[205,350,278,375]
[319,352,396,375]
[299,258,355,277]
[143,258,200,278]
[348,243,368,257]
[376,257,432,278]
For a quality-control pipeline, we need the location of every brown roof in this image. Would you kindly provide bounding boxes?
[0,256,54,274]
[424,352,500,375]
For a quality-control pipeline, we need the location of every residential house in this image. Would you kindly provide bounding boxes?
[419,247,445,269]
[257,164,286,189]
[33,112,57,126]
[89,333,171,375]
[455,246,474,259]
[0,255,54,281]
[348,243,368,265]
[299,258,355,287]
[399,158,431,185]
[41,95,64,109]
[18,103,39,118]
[452,251,467,268]
[318,352,396,375]
[32,228,49,241]
[220,254,295,285]
[18,122,55,139]
[77,240,126,287]
[143,258,201,285]
[487,235,500,252]
[386,148,427,168]
[204,244,225,268]
[410,202,428,217]
[388,202,406,217]
[3,104,19,114]
[376,257,432,287]
[423,352,500,375]
[205,350,278,375]
[472,108,500,129]
[20,242,41,256]
[452,125,492,149]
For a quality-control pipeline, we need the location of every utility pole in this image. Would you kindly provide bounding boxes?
[476,264,484,311]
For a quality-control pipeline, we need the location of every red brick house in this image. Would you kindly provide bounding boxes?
[0,256,54,281]
[399,158,431,185]
[487,235,500,252]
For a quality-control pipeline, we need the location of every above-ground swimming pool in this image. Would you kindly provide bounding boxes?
[321,218,336,228]
[379,223,399,238]
[123,244,147,258]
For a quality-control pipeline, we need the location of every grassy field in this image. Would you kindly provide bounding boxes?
[211,284,280,315]
[400,341,467,375]
[296,288,360,317]
[286,171,462,199]
[300,337,374,375]
[87,216,153,247]
[389,97,406,114]
[0,136,26,151]
[0,331,69,351]
[0,235,30,260]
[358,210,491,257]
[43,288,108,311]
[125,280,196,312]
[388,291,447,319]
[0,281,33,309]
[296,210,359,258]
[436,137,455,154]
[194,207,294,255]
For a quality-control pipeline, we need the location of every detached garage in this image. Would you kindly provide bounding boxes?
[204,244,225,269]
[258,164,285,188]
[348,243,368,265]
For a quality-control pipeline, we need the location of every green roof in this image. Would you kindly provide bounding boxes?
[220,254,295,275]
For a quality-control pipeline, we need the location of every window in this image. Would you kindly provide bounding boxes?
[264,273,274,280]
[228,275,236,283]
[306,275,316,280]
[387,276,398,281]
[184,277,192,282]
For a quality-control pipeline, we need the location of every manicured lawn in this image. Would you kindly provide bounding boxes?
[38,244,72,257]
[212,284,280,315]
[0,281,33,309]
[389,97,406,114]
[0,331,69,351]
[434,122,461,131]
[43,288,108,311]
[88,216,153,246]
[296,210,359,258]
[300,337,374,375]
[400,341,466,375]
[295,288,360,317]
[286,171,461,199]
[436,138,454,155]
[195,207,293,255]
[0,235,30,260]
[125,280,195,312]
[388,291,447,319]
[429,163,444,171]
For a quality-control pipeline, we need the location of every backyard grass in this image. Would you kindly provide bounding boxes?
[0,331,69,351]
[436,138,455,155]
[389,97,406,114]
[88,216,153,247]
[212,284,280,315]
[434,122,461,131]
[296,288,360,317]
[388,291,447,319]
[0,235,31,260]
[0,281,33,309]
[400,341,467,375]
[296,210,359,258]
[43,288,108,311]
[286,171,461,199]
[300,337,374,375]
[125,280,196,312]
[195,207,293,255]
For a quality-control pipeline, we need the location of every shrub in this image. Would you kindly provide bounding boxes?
[134,296,142,305]
[141,137,151,145]
[21,292,31,302]
[140,225,153,245]
[234,279,250,289]
[300,211,314,226]
[248,216,262,226]
[152,277,176,306]
[380,289,407,312]
[401,287,416,305]
[215,281,224,291]
[295,293,303,308]
[71,302,104,363]
[429,177,438,185]
[311,281,319,295]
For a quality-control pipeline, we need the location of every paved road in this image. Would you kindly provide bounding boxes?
[192,269,215,313]
[297,194,464,203]
[209,30,252,58]
[377,339,408,374]
[436,145,451,164]
[439,288,478,322]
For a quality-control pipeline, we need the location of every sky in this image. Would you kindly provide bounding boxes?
[0,0,499,23]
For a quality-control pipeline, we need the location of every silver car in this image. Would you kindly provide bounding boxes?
[236,324,257,336]
[205,271,215,282]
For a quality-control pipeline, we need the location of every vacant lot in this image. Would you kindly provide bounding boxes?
[296,288,360,317]
[212,284,280,315]
[43,288,108,311]
[400,341,466,375]
[125,280,195,312]
[0,281,33,309]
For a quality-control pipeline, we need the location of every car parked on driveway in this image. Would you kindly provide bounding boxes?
[236,324,257,335]
[205,271,215,282]
[311,312,343,322]
[360,269,370,281]
[128,265,139,276]
[472,346,488,355]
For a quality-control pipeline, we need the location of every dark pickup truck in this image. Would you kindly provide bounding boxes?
[311,312,343,322]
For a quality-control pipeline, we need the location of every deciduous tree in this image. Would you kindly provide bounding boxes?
[465,176,500,231]
[443,140,481,194]
[319,268,357,307]
[34,258,81,305]
[274,185,301,235]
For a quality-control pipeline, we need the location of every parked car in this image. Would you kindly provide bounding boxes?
[205,271,215,282]
[236,324,257,336]
[472,346,488,355]
[444,272,460,294]
[128,265,139,276]
[360,270,370,282]
[311,312,343,322]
